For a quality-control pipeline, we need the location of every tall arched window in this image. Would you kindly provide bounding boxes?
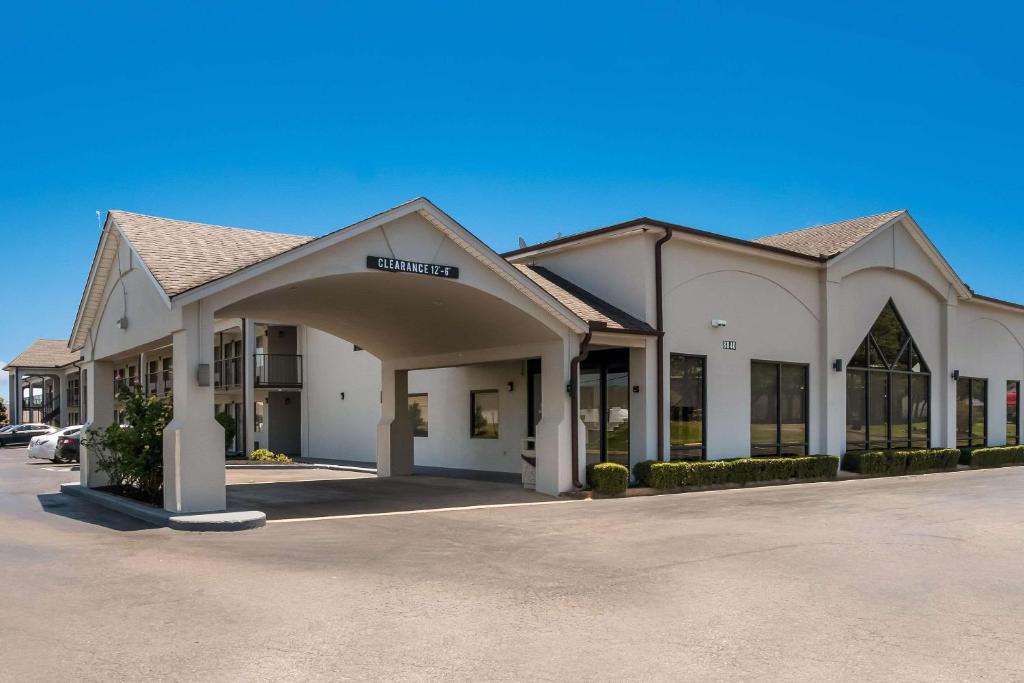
[846,300,930,451]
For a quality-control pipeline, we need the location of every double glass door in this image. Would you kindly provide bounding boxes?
[580,348,630,467]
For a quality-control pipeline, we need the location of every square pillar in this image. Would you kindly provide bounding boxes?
[377,364,413,476]
[162,301,226,513]
[536,338,574,496]
[80,360,115,488]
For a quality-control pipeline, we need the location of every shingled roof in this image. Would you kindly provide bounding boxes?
[514,265,656,334]
[110,210,315,297]
[752,210,906,258]
[4,339,78,370]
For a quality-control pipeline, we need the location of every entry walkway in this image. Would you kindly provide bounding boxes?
[225,469,553,521]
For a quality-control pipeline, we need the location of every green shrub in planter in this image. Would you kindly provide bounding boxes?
[963,445,1024,468]
[643,455,838,490]
[633,459,657,487]
[587,462,629,496]
[843,448,959,475]
[250,448,293,464]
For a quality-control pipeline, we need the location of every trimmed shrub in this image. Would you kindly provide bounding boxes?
[250,448,294,464]
[587,462,629,496]
[842,448,959,475]
[642,455,838,490]
[962,445,1024,468]
[633,459,657,487]
[215,411,237,451]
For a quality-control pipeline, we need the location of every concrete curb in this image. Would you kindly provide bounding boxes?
[226,463,377,474]
[60,483,266,531]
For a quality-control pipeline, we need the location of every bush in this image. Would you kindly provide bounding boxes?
[215,412,236,451]
[961,445,1024,468]
[633,459,657,487]
[83,389,172,505]
[641,455,838,490]
[842,448,959,475]
[587,462,629,496]
[250,448,293,464]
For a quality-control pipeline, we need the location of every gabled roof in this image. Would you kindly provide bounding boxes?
[4,339,79,371]
[514,265,656,335]
[109,211,315,297]
[752,210,907,258]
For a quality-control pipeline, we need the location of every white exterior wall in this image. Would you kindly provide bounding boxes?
[303,327,381,462]
[409,361,528,473]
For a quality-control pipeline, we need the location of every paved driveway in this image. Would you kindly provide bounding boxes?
[3,446,1024,681]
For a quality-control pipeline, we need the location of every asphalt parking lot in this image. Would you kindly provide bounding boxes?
[3,446,1024,681]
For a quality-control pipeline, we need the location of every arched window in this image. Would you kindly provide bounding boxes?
[846,300,930,451]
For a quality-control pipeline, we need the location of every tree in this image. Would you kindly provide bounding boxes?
[0,396,7,426]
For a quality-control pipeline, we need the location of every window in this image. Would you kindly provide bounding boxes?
[1008,381,1020,446]
[253,401,265,433]
[147,360,159,396]
[957,377,987,447]
[846,300,930,451]
[669,354,705,460]
[162,357,173,393]
[470,390,499,438]
[408,394,428,437]
[751,361,808,456]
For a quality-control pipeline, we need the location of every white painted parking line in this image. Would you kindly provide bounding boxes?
[267,498,588,523]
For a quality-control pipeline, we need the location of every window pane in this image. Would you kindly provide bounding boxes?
[972,379,987,445]
[408,394,428,437]
[1008,381,1019,445]
[580,370,602,465]
[910,375,929,445]
[890,374,910,448]
[605,369,630,467]
[956,378,971,446]
[750,362,778,453]
[872,302,907,367]
[846,371,867,450]
[780,364,807,448]
[471,391,499,439]
[670,355,704,458]
[868,373,889,447]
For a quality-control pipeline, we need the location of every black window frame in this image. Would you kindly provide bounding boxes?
[470,389,499,439]
[408,393,429,438]
[846,300,931,452]
[750,359,809,457]
[957,376,988,448]
[1008,380,1020,446]
[669,353,707,461]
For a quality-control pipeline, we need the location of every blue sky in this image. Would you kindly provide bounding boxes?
[2,1,1022,397]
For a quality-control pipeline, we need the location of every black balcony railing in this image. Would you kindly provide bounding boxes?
[113,376,141,396]
[215,357,243,389]
[254,353,303,388]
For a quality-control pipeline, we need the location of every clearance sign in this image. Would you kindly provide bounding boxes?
[366,256,460,279]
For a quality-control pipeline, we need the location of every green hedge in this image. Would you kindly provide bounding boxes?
[961,445,1024,468]
[841,448,959,475]
[587,462,629,496]
[635,455,838,490]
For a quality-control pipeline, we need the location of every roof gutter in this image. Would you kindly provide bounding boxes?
[569,329,593,489]
[655,226,672,461]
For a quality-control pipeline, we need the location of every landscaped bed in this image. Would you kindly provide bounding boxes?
[959,445,1024,468]
[842,448,960,476]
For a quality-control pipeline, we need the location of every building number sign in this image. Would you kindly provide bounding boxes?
[366,256,460,279]
[722,340,737,351]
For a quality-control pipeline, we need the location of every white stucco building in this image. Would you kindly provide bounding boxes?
[13,198,1024,513]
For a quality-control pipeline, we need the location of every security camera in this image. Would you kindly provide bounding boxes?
[711,319,727,328]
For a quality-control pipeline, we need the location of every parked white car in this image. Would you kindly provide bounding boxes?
[28,426,83,462]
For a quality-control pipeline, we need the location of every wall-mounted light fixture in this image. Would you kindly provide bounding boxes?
[116,317,129,330]
[507,381,515,392]
[711,319,728,328]
[833,359,843,372]
[951,370,960,381]
[339,392,345,401]
[632,385,640,393]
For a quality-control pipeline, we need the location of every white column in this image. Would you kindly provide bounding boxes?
[941,298,957,448]
[58,374,69,427]
[243,319,257,456]
[536,337,574,495]
[377,363,413,476]
[162,301,226,513]
[80,360,115,488]
[821,276,845,457]
[10,368,20,423]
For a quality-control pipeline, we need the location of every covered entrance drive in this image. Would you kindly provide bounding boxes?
[71,199,596,514]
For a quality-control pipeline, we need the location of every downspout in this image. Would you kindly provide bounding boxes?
[655,226,672,461]
[569,329,593,488]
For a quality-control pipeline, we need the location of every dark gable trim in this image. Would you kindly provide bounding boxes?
[970,292,1024,312]
[501,217,828,263]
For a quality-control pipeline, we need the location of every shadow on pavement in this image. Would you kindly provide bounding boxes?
[227,475,549,521]
[36,492,157,532]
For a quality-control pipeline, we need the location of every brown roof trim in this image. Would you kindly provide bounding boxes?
[501,217,828,263]
[969,292,1024,312]
[522,265,657,335]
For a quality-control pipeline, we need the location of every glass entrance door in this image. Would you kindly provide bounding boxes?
[580,348,630,467]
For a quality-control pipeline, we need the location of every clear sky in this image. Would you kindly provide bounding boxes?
[2,1,1023,397]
